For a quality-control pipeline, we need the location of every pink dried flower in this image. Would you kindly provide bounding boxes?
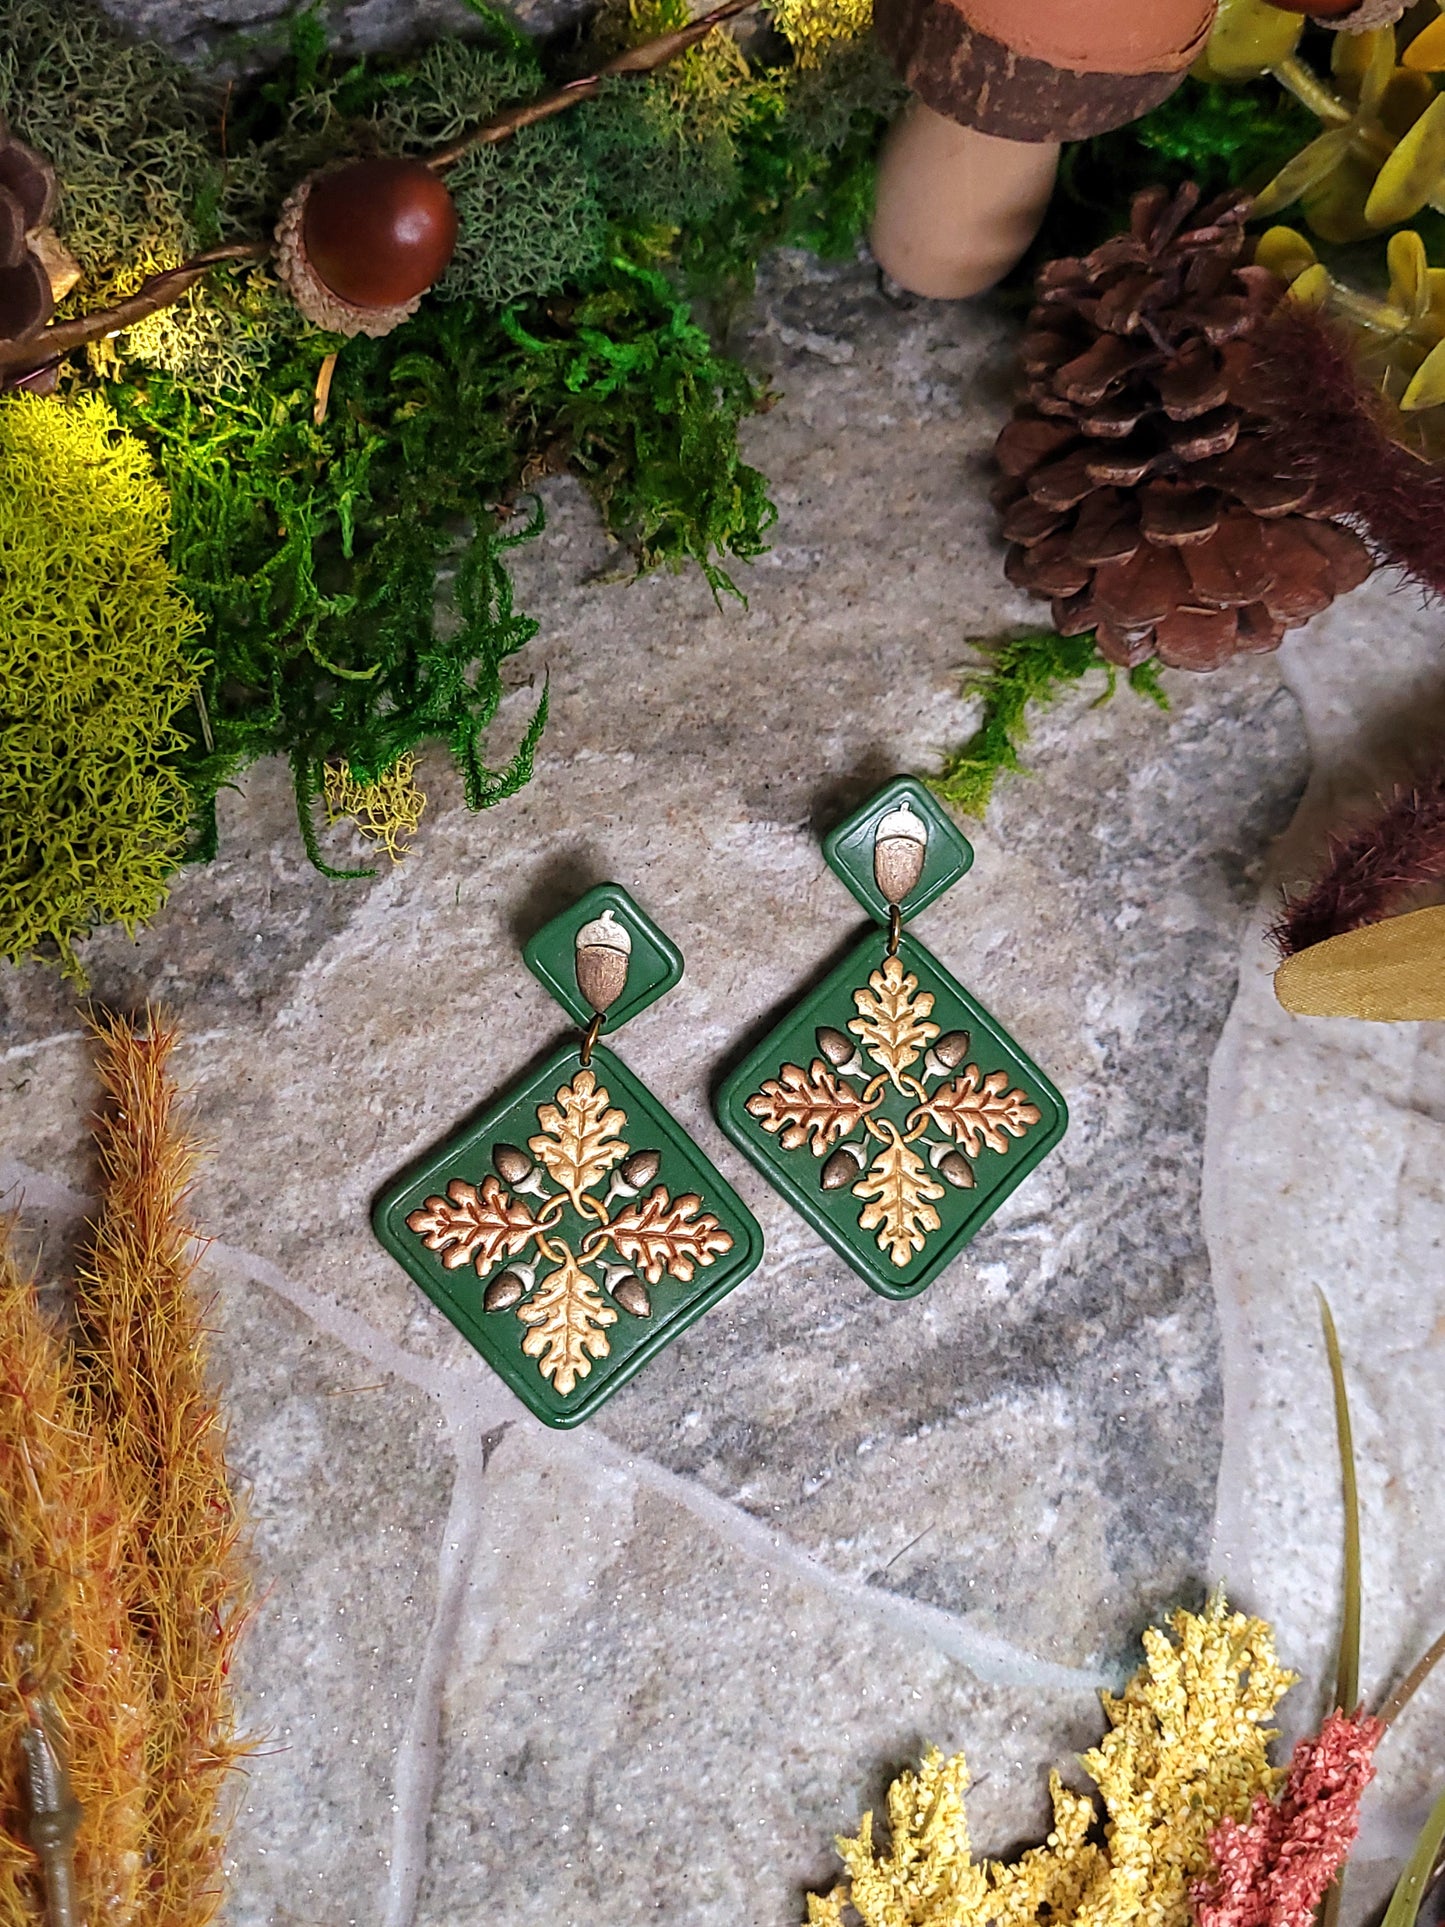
[1193,1709,1385,1927]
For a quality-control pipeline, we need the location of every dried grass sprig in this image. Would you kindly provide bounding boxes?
[75,1012,249,1927]
[1271,762,1445,956]
[0,1224,148,1927]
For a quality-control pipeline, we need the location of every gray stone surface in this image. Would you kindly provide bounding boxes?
[97,0,587,68]
[5,237,1437,1927]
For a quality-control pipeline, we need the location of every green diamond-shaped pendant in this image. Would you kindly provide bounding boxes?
[715,781,1066,1300]
[374,887,762,1427]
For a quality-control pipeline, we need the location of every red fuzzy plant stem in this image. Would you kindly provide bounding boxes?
[1192,1709,1385,1927]
[1247,303,1445,600]
[1273,765,1445,956]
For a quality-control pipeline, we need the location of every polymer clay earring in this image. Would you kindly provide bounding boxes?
[716,780,1067,1299]
[373,886,763,1427]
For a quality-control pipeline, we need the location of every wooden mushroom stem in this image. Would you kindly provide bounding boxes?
[0,0,758,377]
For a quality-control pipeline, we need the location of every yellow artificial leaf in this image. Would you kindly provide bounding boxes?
[848,956,940,1088]
[1284,261,1332,307]
[1388,228,1431,319]
[516,1250,617,1395]
[1195,0,1301,81]
[853,1125,944,1267]
[1365,93,1445,228]
[529,1068,629,1209]
[1301,148,1380,243]
[1405,12,1445,73]
[1403,335,1445,407]
[1254,224,1319,284]
[1254,126,1355,222]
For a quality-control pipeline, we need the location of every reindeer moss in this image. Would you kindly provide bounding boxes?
[0,395,201,977]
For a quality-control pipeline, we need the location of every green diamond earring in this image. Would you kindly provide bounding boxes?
[373,884,763,1426]
[715,780,1068,1300]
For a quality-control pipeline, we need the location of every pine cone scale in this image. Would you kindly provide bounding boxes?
[993,185,1376,671]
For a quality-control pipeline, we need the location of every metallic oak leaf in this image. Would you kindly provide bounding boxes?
[405,1176,542,1275]
[849,957,940,1088]
[914,1068,1042,1158]
[529,1068,629,1210]
[853,1124,945,1267]
[744,1059,879,1155]
[604,1185,735,1284]
[516,1250,617,1395]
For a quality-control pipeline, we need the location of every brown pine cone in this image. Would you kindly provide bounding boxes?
[993,184,1374,673]
[0,114,58,346]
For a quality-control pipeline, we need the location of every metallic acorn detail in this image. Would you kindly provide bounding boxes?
[821,1141,869,1191]
[816,1027,865,1076]
[492,1143,533,1186]
[574,907,632,1014]
[612,1277,653,1318]
[484,1263,533,1311]
[873,798,929,905]
[274,158,459,341]
[938,1150,976,1190]
[601,1147,663,1210]
[924,1030,972,1078]
[620,1150,661,1189]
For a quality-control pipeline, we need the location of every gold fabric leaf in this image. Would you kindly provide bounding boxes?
[853,1125,945,1267]
[914,1067,1042,1158]
[1274,905,1445,1020]
[529,1068,629,1209]
[405,1176,541,1275]
[516,1251,617,1396]
[605,1185,735,1283]
[849,957,941,1087]
[745,1058,878,1154]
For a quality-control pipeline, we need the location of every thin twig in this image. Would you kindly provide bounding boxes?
[424,0,757,168]
[0,242,268,374]
[1318,1289,1361,1927]
[313,348,338,427]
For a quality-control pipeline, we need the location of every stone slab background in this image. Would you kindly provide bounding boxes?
[1,11,1442,1919]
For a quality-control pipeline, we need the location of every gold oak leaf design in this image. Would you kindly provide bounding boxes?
[529,1068,629,1210]
[849,957,940,1089]
[516,1250,618,1396]
[914,1067,1042,1159]
[853,1125,945,1268]
[744,1059,878,1155]
[405,1176,541,1275]
[604,1185,735,1284]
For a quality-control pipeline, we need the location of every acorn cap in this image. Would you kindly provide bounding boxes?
[575,908,632,956]
[275,175,428,341]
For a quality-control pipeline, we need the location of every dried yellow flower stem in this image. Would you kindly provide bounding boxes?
[810,1599,1296,1927]
[0,1227,148,1927]
[75,1012,249,1927]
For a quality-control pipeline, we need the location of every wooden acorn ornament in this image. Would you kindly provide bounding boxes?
[275,157,459,339]
[869,0,1219,299]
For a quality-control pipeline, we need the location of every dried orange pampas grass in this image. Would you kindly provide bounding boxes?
[0,1011,249,1927]
[0,1234,147,1927]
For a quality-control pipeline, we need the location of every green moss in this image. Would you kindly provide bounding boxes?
[0,395,201,978]
[933,633,1168,819]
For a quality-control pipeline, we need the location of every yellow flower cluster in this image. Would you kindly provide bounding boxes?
[766,0,873,67]
[809,1600,1296,1927]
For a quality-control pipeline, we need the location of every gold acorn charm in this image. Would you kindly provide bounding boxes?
[873,798,929,905]
[575,908,632,1014]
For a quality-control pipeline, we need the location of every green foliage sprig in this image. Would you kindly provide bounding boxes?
[933,633,1167,820]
